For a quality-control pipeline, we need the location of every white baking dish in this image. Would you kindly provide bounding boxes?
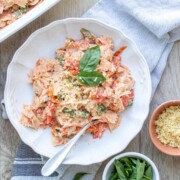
[0,0,61,43]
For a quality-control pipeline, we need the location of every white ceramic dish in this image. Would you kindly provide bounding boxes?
[4,18,152,165]
[102,152,160,180]
[0,0,61,43]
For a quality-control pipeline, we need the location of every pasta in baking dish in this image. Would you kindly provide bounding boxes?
[20,28,135,146]
[0,0,43,29]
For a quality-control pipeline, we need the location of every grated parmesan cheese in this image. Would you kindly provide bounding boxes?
[155,105,180,148]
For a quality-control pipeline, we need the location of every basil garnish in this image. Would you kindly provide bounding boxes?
[77,45,106,86]
[79,45,100,72]
[78,71,105,86]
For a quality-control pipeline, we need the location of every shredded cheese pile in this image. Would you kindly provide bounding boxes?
[155,105,180,148]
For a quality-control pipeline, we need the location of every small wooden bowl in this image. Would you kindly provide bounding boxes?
[149,100,180,156]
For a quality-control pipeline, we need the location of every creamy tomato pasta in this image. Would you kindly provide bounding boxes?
[20,29,135,146]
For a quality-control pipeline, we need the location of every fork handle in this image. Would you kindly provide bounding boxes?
[41,123,90,176]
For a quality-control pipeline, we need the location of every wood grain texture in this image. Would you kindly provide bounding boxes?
[0,0,179,179]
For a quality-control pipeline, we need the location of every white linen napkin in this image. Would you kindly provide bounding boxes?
[4,0,180,179]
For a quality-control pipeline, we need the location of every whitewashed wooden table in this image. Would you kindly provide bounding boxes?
[0,0,180,179]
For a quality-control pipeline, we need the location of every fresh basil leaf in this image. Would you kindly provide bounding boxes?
[79,46,100,72]
[80,28,94,40]
[145,165,152,180]
[142,175,151,180]
[120,157,132,169]
[78,71,105,86]
[120,158,133,177]
[131,158,137,165]
[136,160,146,180]
[73,172,89,180]
[109,172,118,180]
[130,166,137,179]
[114,159,127,180]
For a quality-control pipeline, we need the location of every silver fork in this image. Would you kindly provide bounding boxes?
[41,120,96,176]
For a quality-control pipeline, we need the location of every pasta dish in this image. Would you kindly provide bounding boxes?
[0,0,43,29]
[20,28,135,146]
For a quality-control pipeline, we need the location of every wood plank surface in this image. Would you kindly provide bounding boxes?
[0,0,179,179]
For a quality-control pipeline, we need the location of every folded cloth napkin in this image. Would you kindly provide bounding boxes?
[8,0,180,179]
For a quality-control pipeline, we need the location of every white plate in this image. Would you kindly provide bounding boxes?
[4,18,152,165]
[0,0,61,43]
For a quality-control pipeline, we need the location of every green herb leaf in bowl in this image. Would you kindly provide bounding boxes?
[114,159,127,179]
[144,165,152,180]
[136,160,146,180]
[109,157,153,180]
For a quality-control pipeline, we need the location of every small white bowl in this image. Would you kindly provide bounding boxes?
[102,152,160,180]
